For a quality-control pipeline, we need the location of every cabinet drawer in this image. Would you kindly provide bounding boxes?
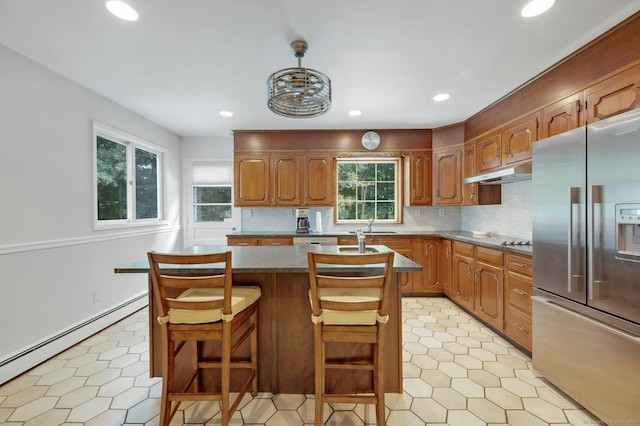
[377,237,413,250]
[261,237,292,246]
[506,253,532,277]
[453,241,474,257]
[227,237,259,246]
[505,271,532,314]
[475,246,503,266]
[505,305,532,351]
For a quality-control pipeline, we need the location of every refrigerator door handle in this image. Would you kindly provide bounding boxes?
[568,187,583,293]
[589,185,604,301]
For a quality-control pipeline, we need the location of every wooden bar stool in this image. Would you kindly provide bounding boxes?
[147,251,260,426]
[307,251,394,426]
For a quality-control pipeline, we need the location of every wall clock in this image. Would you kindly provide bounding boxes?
[361,131,381,150]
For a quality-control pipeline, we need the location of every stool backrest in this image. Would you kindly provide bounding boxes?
[147,251,232,317]
[307,251,394,322]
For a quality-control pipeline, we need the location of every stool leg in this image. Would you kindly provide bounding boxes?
[221,321,231,426]
[314,324,323,426]
[160,331,173,426]
[250,309,259,396]
[375,326,386,425]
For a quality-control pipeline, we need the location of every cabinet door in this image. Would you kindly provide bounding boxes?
[304,154,333,206]
[272,154,302,206]
[440,240,452,296]
[462,141,477,205]
[422,239,441,292]
[452,253,475,311]
[378,237,420,293]
[235,155,271,206]
[502,113,538,166]
[475,261,504,330]
[586,64,640,123]
[476,131,502,172]
[227,237,259,246]
[434,147,463,205]
[407,152,432,206]
[541,93,583,139]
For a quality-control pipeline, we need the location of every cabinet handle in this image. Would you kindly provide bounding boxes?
[512,288,529,296]
[271,243,281,246]
[476,270,480,283]
[468,267,473,280]
[512,261,528,268]
[512,322,529,333]
[238,243,249,246]
[495,148,500,159]
[503,144,509,155]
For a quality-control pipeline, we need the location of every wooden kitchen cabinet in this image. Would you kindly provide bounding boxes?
[433,146,463,205]
[303,153,334,206]
[227,236,293,246]
[405,151,432,206]
[462,140,477,205]
[272,153,303,206]
[502,113,539,166]
[234,154,271,206]
[377,237,421,293]
[421,239,441,292]
[235,152,333,207]
[476,131,502,173]
[440,239,452,296]
[541,92,584,139]
[452,241,475,311]
[586,63,640,124]
[474,246,504,330]
[504,252,533,351]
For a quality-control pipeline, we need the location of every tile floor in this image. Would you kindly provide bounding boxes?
[0,297,599,425]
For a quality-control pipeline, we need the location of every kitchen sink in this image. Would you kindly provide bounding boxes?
[348,231,397,234]
[338,247,380,253]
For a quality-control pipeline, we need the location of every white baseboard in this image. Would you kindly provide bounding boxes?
[0,293,148,385]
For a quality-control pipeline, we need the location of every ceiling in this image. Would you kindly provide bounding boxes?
[1,1,639,139]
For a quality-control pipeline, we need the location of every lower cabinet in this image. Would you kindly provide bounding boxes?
[377,237,421,293]
[440,240,453,296]
[474,246,504,330]
[227,237,293,246]
[452,242,475,311]
[504,252,533,351]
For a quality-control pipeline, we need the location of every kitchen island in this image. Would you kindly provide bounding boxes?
[115,245,421,394]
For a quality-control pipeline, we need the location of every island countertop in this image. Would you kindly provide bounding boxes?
[114,244,422,274]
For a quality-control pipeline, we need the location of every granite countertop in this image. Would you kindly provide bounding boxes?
[115,245,422,274]
[227,230,533,255]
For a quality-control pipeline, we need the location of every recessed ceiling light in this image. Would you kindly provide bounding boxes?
[219,111,234,117]
[521,0,555,17]
[433,93,450,102]
[348,110,362,117]
[105,1,139,21]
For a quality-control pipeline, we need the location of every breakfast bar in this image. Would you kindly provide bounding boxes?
[115,245,421,394]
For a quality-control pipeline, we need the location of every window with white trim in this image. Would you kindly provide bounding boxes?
[94,123,165,228]
[336,158,401,223]
[191,162,233,223]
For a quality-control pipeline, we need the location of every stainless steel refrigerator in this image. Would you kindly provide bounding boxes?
[532,108,640,422]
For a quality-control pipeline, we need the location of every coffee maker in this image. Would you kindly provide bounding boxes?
[295,208,310,233]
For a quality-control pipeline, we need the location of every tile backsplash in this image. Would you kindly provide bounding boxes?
[240,180,532,239]
[461,180,532,240]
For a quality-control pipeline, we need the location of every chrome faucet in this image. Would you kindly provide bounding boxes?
[366,218,374,233]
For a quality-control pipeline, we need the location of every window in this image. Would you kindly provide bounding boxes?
[193,186,232,222]
[94,123,164,228]
[336,158,401,223]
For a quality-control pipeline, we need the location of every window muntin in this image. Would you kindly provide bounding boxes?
[336,158,401,223]
[94,123,164,228]
[193,186,232,222]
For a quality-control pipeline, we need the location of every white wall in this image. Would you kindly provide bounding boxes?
[0,44,183,383]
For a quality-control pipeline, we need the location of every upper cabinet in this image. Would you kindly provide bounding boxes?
[303,154,333,206]
[235,154,271,206]
[433,146,463,206]
[502,113,539,166]
[541,93,584,139]
[405,151,432,206]
[476,131,502,173]
[462,141,477,205]
[235,152,333,207]
[586,63,640,124]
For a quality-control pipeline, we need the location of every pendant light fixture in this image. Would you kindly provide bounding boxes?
[267,40,332,118]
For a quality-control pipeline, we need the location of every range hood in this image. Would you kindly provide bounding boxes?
[464,161,532,185]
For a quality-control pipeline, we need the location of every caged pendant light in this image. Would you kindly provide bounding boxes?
[267,40,332,118]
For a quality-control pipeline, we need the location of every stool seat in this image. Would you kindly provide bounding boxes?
[162,286,261,324]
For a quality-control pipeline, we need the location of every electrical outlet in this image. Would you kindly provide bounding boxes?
[439,208,446,217]
[243,209,252,217]
[93,289,101,303]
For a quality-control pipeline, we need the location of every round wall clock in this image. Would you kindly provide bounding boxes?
[361,131,381,150]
